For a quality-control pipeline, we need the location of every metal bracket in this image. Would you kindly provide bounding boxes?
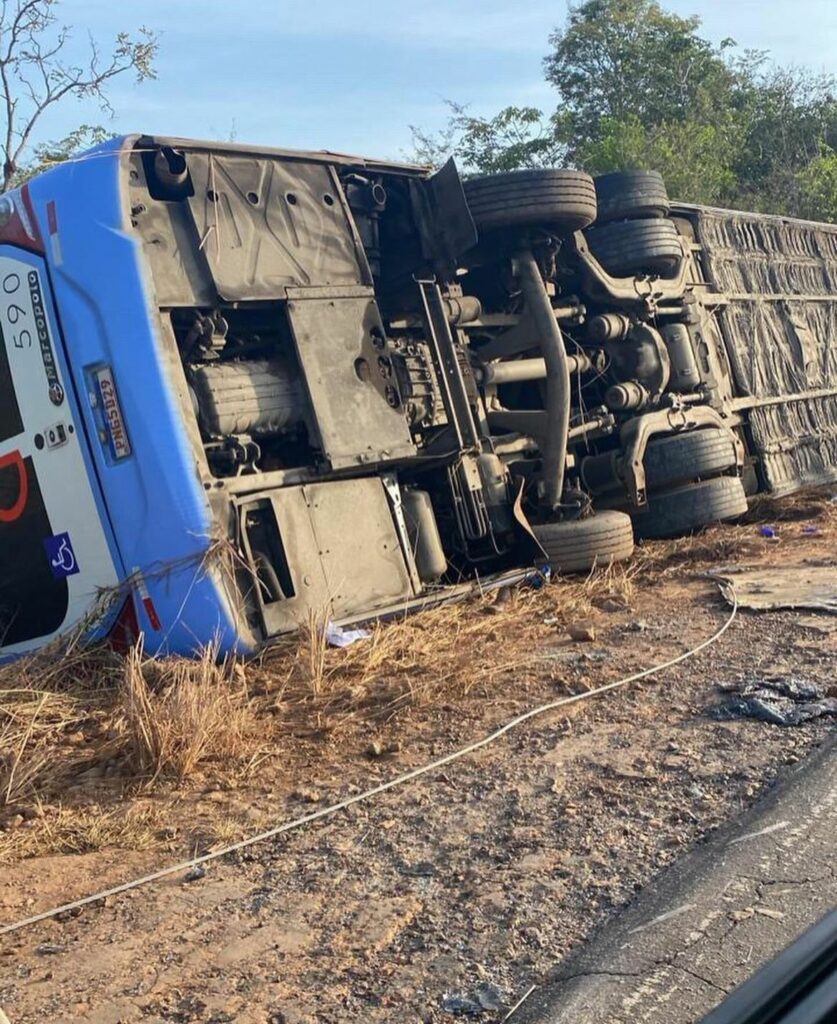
[571,231,692,312]
[620,406,745,508]
[381,473,422,593]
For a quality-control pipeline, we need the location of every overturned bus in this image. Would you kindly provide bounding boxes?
[1,135,835,658]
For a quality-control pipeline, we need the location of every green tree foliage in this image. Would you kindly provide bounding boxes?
[410,102,566,173]
[410,0,837,221]
[796,148,837,222]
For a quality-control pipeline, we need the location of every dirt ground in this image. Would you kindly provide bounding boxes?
[1,492,836,1024]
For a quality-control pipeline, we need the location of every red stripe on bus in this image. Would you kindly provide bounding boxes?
[0,450,28,523]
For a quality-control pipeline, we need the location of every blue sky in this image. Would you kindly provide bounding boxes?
[28,1,837,162]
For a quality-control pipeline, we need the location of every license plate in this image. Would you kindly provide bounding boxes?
[94,366,132,460]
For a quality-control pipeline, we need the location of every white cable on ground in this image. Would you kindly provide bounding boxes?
[0,592,737,938]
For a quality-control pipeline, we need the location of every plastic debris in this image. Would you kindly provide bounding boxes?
[442,984,504,1017]
[714,677,837,727]
[184,865,206,883]
[528,564,552,590]
[759,525,777,538]
[325,622,371,648]
[801,525,819,535]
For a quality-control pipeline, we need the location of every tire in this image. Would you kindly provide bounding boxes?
[643,430,738,491]
[594,170,670,224]
[463,169,597,235]
[634,477,748,539]
[532,511,634,573]
[585,218,683,277]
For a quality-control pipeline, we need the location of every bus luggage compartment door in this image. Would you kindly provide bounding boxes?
[239,477,414,637]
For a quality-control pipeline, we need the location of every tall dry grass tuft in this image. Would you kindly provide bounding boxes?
[1,694,50,808]
[118,641,253,783]
[302,606,330,697]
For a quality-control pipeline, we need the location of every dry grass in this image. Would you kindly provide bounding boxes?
[636,485,837,574]
[118,641,254,783]
[1,486,834,861]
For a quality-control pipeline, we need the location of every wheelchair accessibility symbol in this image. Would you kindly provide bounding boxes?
[43,532,80,579]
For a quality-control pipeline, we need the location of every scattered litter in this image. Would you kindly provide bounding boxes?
[568,623,596,642]
[801,525,820,536]
[713,677,837,727]
[759,525,778,539]
[442,996,484,1017]
[710,565,837,613]
[325,622,371,648]
[442,984,505,1017]
[183,865,206,883]
[527,565,551,590]
[35,943,65,955]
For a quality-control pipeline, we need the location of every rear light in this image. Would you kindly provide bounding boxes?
[107,595,140,652]
[0,186,44,254]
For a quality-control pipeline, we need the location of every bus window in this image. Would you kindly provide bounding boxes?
[0,453,69,645]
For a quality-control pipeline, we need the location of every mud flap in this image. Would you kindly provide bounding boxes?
[410,158,477,271]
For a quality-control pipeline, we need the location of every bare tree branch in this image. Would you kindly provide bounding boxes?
[0,0,158,189]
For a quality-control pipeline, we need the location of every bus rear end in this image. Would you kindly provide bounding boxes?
[0,187,121,657]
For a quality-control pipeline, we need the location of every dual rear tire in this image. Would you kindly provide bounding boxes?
[633,430,747,538]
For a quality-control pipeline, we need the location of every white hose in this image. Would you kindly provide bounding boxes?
[0,592,737,937]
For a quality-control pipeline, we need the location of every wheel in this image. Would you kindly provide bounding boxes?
[594,170,670,223]
[634,477,748,539]
[585,218,683,277]
[643,430,738,490]
[463,169,597,235]
[532,511,634,573]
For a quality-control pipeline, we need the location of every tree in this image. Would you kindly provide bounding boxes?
[409,102,565,174]
[544,0,739,152]
[796,147,837,223]
[407,0,837,220]
[0,0,157,191]
[730,64,837,214]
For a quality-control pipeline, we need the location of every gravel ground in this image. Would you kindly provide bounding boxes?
[1,514,835,1024]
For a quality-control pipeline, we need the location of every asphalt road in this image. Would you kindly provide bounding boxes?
[512,736,837,1024]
